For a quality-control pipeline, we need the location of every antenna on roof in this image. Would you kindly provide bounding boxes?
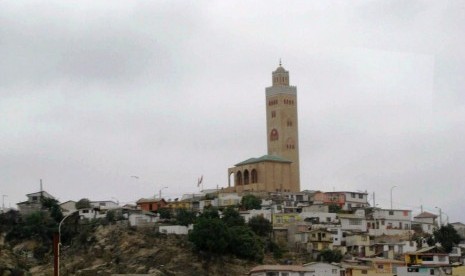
[279,58,282,66]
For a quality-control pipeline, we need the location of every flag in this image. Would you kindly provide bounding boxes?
[197,175,203,187]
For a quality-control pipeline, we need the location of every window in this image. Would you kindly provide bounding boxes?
[422,256,433,261]
[82,209,89,213]
[270,129,279,141]
[389,211,394,215]
[349,219,362,225]
[361,270,367,274]
[358,194,363,199]
[351,193,356,198]
[266,272,278,276]
[271,111,276,118]
[32,196,38,201]
[430,269,435,275]
[332,269,338,274]
[282,273,289,276]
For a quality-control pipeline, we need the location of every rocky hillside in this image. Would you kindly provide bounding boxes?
[1,224,266,276]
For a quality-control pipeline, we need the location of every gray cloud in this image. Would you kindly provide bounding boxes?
[1,1,464,222]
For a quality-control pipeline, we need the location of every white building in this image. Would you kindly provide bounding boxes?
[413,212,438,234]
[241,209,272,223]
[303,262,344,276]
[338,210,367,232]
[368,208,412,236]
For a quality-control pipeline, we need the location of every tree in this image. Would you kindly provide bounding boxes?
[158,208,172,219]
[433,224,462,253]
[241,194,261,210]
[221,206,245,227]
[41,197,63,222]
[75,198,91,209]
[248,215,272,237]
[176,208,197,226]
[189,216,230,254]
[318,249,343,263]
[328,204,342,213]
[229,226,264,262]
[201,207,220,219]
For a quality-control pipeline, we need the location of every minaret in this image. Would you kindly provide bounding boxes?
[265,62,300,192]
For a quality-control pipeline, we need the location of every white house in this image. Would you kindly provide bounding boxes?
[127,211,158,227]
[248,265,312,276]
[368,208,412,236]
[302,262,344,276]
[413,212,438,234]
[299,211,337,224]
[241,209,272,223]
[17,190,56,215]
[60,200,77,216]
[90,200,119,210]
[78,207,105,220]
[338,210,367,232]
[158,225,193,235]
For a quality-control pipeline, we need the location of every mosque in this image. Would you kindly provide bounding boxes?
[225,63,301,194]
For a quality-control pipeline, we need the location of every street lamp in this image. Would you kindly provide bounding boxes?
[390,186,397,210]
[159,186,168,199]
[56,211,78,276]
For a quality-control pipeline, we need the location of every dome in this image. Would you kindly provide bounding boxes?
[274,66,286,73]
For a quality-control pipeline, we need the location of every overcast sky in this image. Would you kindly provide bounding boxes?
[1,1,464,222]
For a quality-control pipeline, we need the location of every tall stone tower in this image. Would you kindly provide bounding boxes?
[265,62,300,192]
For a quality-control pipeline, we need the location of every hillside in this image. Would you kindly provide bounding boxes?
[1,224,266,276]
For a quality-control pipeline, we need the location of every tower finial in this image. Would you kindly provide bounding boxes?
[279,58,282,67]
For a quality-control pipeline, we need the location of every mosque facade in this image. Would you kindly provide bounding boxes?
[227,64,301,193]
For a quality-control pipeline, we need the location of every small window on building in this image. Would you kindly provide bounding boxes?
[430,269,435,275]
[389,211,394,215]
[361,270,368,274]
[351,193,356,198]
[332,269,337,274]
[359,194,363,199]
[271,111,276,118]
[32,196,38,201]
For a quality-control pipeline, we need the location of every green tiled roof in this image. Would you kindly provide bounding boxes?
[234,155,292,166]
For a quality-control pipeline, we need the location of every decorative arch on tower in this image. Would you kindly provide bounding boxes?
[270,128,279,141]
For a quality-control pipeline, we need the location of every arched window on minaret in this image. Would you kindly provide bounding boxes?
[270,129,279,141]
[244,170,250,185]
[251,169,258,183]
[236,171,242,186]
